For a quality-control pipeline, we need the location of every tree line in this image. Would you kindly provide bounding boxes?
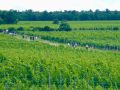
[0,9,120,24]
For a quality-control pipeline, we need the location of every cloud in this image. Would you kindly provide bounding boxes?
[0,0,119,11]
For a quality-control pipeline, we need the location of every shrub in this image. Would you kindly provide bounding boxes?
[112,27,119,30]
[31,26,54,32]
[42,26,54,31]
[17,27,24,31]
[8,27,16,32]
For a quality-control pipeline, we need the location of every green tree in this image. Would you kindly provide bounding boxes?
[58,22,72,31]
[5,10,18,24]
[0,17,4,24]
[0,10,18,24]
[53,19,59,24]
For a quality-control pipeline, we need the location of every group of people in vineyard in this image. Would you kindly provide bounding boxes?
[22,35,38,41]
[0,29,16,36]
[67,42,90,50]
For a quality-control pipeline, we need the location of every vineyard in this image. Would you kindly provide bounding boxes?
[1,21,120,50]
[22,30,120,51]
[0,21,120,90]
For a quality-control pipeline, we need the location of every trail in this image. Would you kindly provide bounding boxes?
[15,34,61,47]
[15,34,87,50]
[3,32,120,52]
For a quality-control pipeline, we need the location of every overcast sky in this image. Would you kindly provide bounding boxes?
[0,0,120,11]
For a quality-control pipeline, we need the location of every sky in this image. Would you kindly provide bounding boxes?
[0,0,120,11]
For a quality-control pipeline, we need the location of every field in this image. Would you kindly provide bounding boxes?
[0,21,120,90]
[0,21,120,29]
